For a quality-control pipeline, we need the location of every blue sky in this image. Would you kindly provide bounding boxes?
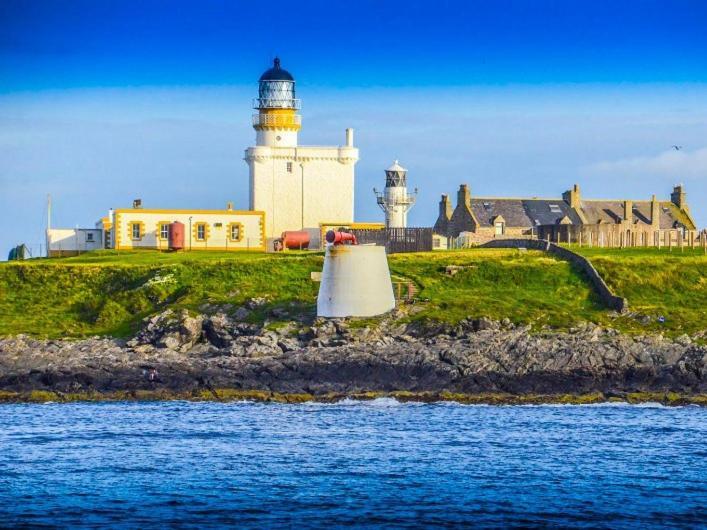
[1,0,707,256]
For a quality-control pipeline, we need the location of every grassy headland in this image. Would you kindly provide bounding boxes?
[0,247,704,338]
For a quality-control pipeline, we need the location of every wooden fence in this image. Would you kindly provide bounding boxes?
[348,227,433,254]
[537,225,707,251]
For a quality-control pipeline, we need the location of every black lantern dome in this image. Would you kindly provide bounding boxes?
[259,57,294,82]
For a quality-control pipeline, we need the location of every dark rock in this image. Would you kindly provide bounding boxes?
[1,316,706,398]
[203,313,234,348]
[233,307,250,321]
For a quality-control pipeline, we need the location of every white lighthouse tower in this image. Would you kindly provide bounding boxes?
[374,160,417,228]
[245,58,359,245]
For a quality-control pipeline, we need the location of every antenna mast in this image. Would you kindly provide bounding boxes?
[46,194,52,258]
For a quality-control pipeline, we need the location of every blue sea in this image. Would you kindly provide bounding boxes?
[1,400,705,529]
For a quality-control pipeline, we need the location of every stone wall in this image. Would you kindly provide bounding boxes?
[451,229,532,247]
[481,239,628,313]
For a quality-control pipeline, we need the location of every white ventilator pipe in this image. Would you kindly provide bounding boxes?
[317,244,395,318]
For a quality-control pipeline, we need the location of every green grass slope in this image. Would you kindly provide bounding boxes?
[0,251,322,338]
[571,247,707,336]
[0,247,704,338]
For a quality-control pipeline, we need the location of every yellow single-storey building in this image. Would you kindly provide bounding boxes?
[109,206,265,251]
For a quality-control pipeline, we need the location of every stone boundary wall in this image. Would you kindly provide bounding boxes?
[480,239,628,313]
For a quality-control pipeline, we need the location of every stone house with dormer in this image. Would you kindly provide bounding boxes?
[434,183,699,247]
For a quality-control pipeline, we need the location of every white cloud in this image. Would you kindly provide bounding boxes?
[586,147,707,180]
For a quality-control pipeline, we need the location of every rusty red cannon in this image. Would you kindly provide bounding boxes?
[325,230,357,246]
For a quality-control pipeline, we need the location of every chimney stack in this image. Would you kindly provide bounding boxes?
[651,194,660,228]
[623,200,633,224]
[439,194,452,220]
[671,184,687,209]
[562,184,581,209]
[458,184,471,210]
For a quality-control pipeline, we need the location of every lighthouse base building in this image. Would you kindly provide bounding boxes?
[245,134,358,248]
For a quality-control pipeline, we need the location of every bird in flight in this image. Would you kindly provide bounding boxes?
[671,145,683,151]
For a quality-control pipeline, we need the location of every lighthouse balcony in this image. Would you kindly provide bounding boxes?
[252,113,302,128]
[375,194,416,206]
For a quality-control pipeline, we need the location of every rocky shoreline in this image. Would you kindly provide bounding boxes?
[1,306,706,405]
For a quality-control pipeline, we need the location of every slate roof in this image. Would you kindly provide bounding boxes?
[468,198,580,228]
[579,200,693,229]
[438,190,696,236]
[523,200,583,226]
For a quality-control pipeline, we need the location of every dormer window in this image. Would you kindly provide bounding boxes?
[492,215,506,236]
[549,204,562,213]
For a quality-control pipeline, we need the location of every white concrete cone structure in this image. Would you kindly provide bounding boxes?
[317,232,395,318]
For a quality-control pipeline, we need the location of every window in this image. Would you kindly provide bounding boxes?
[549,204,562,213]
[86,233,94,242]
[192,222,209,242]
[495,222,505,236]
[483,201,492,210]
[131,223,141,240]
[228,222,243,242]
[160,224,169,240]
[286,161,293,173]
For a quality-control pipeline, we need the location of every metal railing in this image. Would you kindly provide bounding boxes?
[374,192,417,206]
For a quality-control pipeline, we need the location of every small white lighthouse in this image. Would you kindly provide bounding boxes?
[374,160,417,228]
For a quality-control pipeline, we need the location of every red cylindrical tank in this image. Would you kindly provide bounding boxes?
[325,230,357,246]
[168,221,185,250]
[281,230,310,250]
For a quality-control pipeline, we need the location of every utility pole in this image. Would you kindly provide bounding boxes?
[300,162,305,229]
[46,194,52,258]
